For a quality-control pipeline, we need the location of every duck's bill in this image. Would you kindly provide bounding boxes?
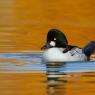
[41,43,52,50]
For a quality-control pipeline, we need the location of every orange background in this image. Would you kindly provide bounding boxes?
[0,0,95,51]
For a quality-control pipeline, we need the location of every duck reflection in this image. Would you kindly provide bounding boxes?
[46,62,68,95]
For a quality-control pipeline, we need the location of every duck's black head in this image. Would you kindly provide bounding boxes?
[41,29,68,49]
[82,41,95,57]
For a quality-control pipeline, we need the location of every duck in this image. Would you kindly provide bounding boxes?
[41,29,87,62]
[82,41,95,61]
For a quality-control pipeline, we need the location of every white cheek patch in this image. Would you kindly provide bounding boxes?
[50,41,56,47]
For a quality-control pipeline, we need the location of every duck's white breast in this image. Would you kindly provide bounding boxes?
[43,48,87,62]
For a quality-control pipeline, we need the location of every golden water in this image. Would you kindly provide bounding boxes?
[0,0,95,51]
[0,70,95,95]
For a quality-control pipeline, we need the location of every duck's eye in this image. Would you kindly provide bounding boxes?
[54,38,56,41]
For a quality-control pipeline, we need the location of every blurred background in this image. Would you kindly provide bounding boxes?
[0,0,95,52]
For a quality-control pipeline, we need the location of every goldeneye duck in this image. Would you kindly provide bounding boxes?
[41,29,87,62]
[82,41,95,60]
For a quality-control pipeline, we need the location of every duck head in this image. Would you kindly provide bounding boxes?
[82,41,95,60]
[41,29,68,50]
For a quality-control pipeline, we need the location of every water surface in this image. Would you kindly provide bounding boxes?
[0,52,95,95]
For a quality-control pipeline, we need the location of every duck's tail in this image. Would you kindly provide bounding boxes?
[82,41,95,57]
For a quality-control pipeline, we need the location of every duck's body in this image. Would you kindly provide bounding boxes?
[41,29,92,62]
[43,47,87,62]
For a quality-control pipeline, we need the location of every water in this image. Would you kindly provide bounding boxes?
[0,52,95,95]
